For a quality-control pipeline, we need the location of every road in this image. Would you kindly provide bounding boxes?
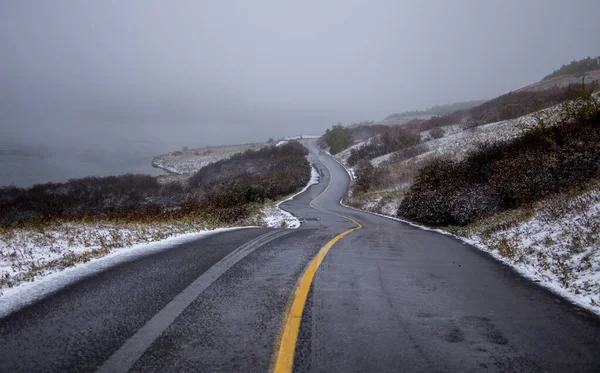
[1,140,599,372]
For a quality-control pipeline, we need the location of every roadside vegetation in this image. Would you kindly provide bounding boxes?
[319,124,354,154]
[397,85,600,226]
[0,141,311,288]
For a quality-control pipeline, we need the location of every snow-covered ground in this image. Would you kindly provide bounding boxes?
[282,135,320,140]
[0,217,261,292]
[0,227,247,317]
[329,107,559,169]
[370,105,562,168]
[516,69,600,92]
[454,188,600,314]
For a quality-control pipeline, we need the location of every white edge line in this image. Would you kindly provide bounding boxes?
[96,229,292,373]
[0,227,258,318]
[325,149,355,180]
[270,163,321,229]
[275,164,320,208]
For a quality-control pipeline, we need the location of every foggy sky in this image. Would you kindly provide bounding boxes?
[1,0,599,148]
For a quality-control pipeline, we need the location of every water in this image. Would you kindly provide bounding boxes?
[0,140,168,188]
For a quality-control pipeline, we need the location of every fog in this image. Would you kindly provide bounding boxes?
[1,0,600,149]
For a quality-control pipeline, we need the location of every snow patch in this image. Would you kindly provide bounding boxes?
[260,164,320,229]
[282,135,321,140]
[0,227,252,317]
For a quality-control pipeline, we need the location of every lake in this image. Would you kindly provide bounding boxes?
[0,141,168,188]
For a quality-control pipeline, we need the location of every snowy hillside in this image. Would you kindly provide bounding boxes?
[517,69,600,92]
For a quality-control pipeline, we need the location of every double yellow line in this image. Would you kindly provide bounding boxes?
[271,159,362,373]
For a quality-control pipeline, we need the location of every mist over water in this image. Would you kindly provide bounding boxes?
[0,136,168,187]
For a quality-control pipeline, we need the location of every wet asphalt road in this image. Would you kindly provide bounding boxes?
[1,140,600,372]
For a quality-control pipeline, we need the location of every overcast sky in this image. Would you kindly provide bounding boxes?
[1,0,599,148]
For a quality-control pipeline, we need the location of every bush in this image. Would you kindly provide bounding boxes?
[188,141,310,207]
[398,93,600,226]
[354,160,375,194]
[429,127,445,139]
[320,125,354,154]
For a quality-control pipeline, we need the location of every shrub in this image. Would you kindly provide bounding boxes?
[354,160,375,194]
[189,141,310,207]
[429,127,445,139]
[398,94,600,226]
[320,125,354,154]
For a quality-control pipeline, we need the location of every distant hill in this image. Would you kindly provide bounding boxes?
[384,100,487,121]
[518,69,600,93]
[542,56,600,81]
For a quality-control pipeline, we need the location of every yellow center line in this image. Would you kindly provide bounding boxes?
[271,157,362,373]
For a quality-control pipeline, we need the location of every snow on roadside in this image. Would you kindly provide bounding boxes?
[260,205,300,229]
[341,188,600,316]
[0,218,261,293]
[0,227,249,317]
[260,164,320,228]
[325,149,355,180]
[455,190,600,315]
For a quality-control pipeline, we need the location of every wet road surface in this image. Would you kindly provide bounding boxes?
[1,140,599,372]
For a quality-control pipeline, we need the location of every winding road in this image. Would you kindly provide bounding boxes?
[1,140,599,372]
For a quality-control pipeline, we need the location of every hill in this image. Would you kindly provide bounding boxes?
[384,100,487,121]
[542,56,600,81]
